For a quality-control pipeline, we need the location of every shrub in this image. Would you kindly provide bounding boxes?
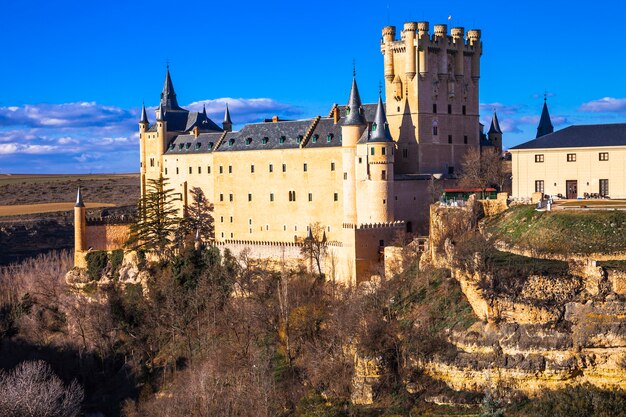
[110,249,124,279]
[86,251,108,281]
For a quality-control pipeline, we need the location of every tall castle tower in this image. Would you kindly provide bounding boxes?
[381,22,482,176]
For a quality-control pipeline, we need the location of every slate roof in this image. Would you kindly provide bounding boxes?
[343,78,367,126]
[367,96,393,143]
[165,132,226,154]
[339,103,377,123]
[510,123,626,150]
[215,119,316,152]
[536,100,554,138]
[147,109,222,132]
[488,111,502,134]
[307,118,343,148]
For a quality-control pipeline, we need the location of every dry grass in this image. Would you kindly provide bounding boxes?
[0,202,115,217]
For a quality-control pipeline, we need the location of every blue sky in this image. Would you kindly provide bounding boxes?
[1,0,626,173]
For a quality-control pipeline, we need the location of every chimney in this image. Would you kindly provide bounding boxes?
[272,116,279,123]
[193,126,199,138]
[333,106,340,124]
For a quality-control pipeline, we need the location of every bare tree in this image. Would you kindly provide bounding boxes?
[176,187,215,249]
[459,148,506,196]
[0,360,83,417]
[298,223,327,279]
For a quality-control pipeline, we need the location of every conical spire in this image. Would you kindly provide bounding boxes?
[156,103,164,121]
[203,104,207,117]
[369,95,392,142]
[160,66,181,110]
[224,104,232,124]
[536,96,554,138]
[488,110,502,134]
[343,78,366,126]
[75,187,85,208]
[140,102,149,124]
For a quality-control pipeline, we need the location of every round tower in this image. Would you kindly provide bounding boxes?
[403,22,417,80]
[451,27,465,77]
[382,26,396,81]
[467,29,482,80]
[417,22,430,77]
[74,188,87,267]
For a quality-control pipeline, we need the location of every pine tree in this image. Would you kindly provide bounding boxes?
[127,176,180,258]
[177,187,215,249]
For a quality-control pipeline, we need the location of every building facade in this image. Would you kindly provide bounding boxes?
[139,22,486,284]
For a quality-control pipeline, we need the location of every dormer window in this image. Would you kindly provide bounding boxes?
[279,136,286,144]
[327,134,333,142]
[169,144,175,150]
[185,143,191,149]
[229,139,235,146]
[372,123,377,132]
[246,138,252,145]
[312,134,319,143]
[195,143,201,150]
[297,135,303,144]
[178,144,184,150]
[262,137,269,144]
[346,106,351,115]
[208,142,214,149]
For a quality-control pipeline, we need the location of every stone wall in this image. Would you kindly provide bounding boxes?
[86,224,131,251]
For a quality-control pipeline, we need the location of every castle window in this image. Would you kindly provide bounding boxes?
[246,138,252,145]
[464,135,468,144]
[381,170,386,180]
[382,147,386,156]
[230,233,233,238]
[266,225,269,231]
[269,164,273,172]
[186,143,191,149]
[600,179,609,197]
[198,166,201,174]
[312,134,318,143]
[599,152,609,161]
[176,167,179,174]
[448,135,452,144]
[346,107,350,115]
[294,225,297,231]
[150,158,155,167]
[448,166,455,175]
[280,136,286,144]
[189,166,192,174]
[372,123,377,132]
[207,166,211,174]
[270,193,274,202]
[169,144,175,150]
[230,216,233,223]
[462,105,466,115]
[250,228,252,234]
[221,232,224,238]
[284,225,287,231]
[402,149,408,158]
[248,193,252,202]
[229,193,233,202]
[535,154,544,163]
[433,104,437,113]
[179,144,184,150]
[370,147,375,155]
[228,165,232,173]
[251,164,255,173]
[308,193,312,202]
[331,162,335,171]
[195,143,201,150]
[535,180,544,193]
[433,126,438,135]
[220,216,224,223]
[208,142,214,149]
[358,157,362,163]
[447,104,452,114]
[567,153,576,162]
[229,139,235,146]
[219,165,223,174]
[282,163,286,172]
[288,191,296,202]
[297,135,303,144]
[249,219,252,225]
[220,194,224,202]
[344,172,347,180]
[303,163,308,172]
[333,193,338,202]
[164,167,167,175]
[262,137,269,144]
[327,134,333,142]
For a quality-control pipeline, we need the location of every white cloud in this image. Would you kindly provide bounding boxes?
[0,143,58,155]
[579,97,626,113]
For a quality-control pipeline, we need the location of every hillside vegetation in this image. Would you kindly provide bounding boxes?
[483,205,626,255]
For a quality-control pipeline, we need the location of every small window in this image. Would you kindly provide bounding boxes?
[308,193,312,202]
[262,137,269,144]
[462,105,466,115]
[327,134,333,142]
[433,103,437,113]
[303,163,308,172]
[220,216,224,223]
[288,191,296,202]
[567,153,576,162]
[230,216,233,223]
[208,142,214,149]
[331,162,335,171]
[198,166,201,174]
[433,126,438,136]
[164,167,168,175]
[178,144,184,150]
[535,180,544,193]
[246,138,252,145]
[344,172,348,180]
[282,163,286,172]
[535,154,544,163]
[333,192,338,202]
[189,166,192,174]
[447,104,452,114]
[185,143,191,149]
[358,157,362,163]
[251,165,255,173]
[381,170,386,180]
[297,135,303,144]
[382,147,386,156]
[219,165,223,174]
[372,123,377,132]
[402,149,408,158]
[219,193,224,202]
[195,143,201,150]
[229,139,235,146]
[270,193,274,202]
[229,193,233,202]
[312,134,318,143]
[176,167,179,174]
[207,166,211,174]
[599,152,609,161]
[370,147,375,156]
[448,135,452,144]
[600,179,609,197]
[279,136,286,144]
[269,164,273,172]
[228,165,232,173]
[464,135,468,144]
[248,193,252,202]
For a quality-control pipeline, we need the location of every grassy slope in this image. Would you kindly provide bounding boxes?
[484,205,626,256]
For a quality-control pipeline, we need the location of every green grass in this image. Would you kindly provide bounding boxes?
[484,205,626,255]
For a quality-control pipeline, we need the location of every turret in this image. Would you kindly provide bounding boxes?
[403,22,417,80]
[417,21,430,77]
[467,29,482,80]
[487,110,503,153]
[139,102,149,131]
[223,104,233,132]
[433,24,448,75]
[382,26,396,81]
[74,188,87,267]
[536,96,554,138]
[160,66,181,110]
[451,27,465,77]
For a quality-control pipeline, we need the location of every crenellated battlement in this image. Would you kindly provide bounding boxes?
[357,220,405,230]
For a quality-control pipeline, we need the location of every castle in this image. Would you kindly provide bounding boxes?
[131,22,494,284]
